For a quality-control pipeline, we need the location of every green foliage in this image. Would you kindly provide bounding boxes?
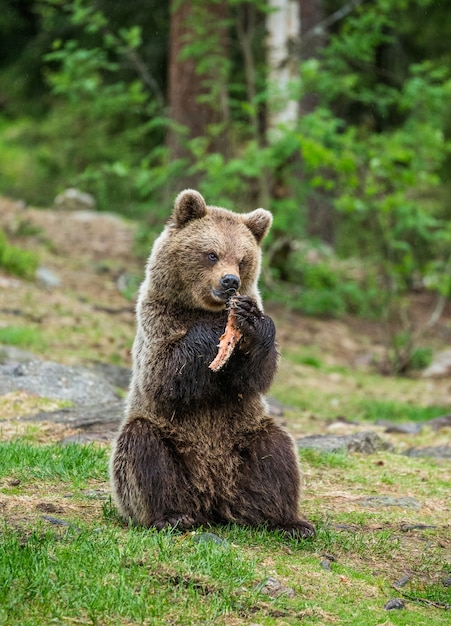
[263,244,382,318]
[0,229,38,279]
[0,0,450,342]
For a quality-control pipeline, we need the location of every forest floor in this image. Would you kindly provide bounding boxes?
[0,196,450,626]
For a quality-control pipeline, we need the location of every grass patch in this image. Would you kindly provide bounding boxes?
[0,228,38,279]
[0,440,449,625]
[0,326,46,351]
[0,523,260,626]
[0,391,72,422]
[358,399,448,423]
[0,440,108,487]
[298,448,353,469]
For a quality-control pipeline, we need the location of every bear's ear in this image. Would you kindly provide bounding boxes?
[243,209,273,244]
[173,189,207,227]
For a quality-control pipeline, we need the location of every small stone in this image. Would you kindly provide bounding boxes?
[404,445,451,459]
[83,489,109,500]
[36,266,61,289]
[442,577,451,587]
[192,532,225,545]
[393,574,411,587]
[320,559,332,571]
[257,577,295,598]
[421,349,451,378]
[54,188,96,212]
[377,421,422,435]
[36,502,64,513]
[427,414,451,431]
[384,598,405,610]
[41,515,80,532]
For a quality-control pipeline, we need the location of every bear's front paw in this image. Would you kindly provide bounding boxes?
[153,514,196,531]
[232,296,274,351]
[278,520,316,541]
[232,295,262,326]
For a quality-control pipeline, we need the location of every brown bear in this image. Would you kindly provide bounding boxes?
[109,189,315,539]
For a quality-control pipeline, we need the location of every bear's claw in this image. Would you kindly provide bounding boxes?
[153,514,196,531]
[278,521,316,540]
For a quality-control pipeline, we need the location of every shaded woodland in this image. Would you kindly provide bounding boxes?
[1,0,450,371]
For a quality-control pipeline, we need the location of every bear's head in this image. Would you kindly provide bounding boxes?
[145,189,272,312]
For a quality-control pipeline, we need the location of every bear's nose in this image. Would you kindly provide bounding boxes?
[220,274,240,293]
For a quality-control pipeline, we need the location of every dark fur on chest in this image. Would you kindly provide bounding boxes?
[129,298,278,423]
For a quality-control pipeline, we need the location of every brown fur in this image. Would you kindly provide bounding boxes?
[109,190,315,538]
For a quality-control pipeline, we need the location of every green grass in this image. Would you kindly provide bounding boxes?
[358,399,447,423]
[272,353,449,430]
[0,227,38,279]
[0,438,449,625]
[0,440,108,487]
[0,326,46,351]
[0,523,260,626]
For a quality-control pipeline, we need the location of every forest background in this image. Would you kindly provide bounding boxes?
[1,0,451,373]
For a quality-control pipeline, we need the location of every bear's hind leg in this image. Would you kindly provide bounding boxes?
[226,422,315,539]
[110,417,201,530]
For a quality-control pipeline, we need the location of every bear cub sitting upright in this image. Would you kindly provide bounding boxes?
[110,189,315,539]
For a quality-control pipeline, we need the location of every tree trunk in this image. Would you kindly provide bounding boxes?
[300,0,335,244]
[167,0,230,167]
[266,0,300,137]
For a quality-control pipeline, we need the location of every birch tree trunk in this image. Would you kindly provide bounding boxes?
[266,0,300,136]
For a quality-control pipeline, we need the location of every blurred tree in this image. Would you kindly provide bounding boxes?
[167,0,230,169]
[299,0,336,244]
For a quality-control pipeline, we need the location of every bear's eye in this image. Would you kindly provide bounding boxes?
[207,252,218,263]
[238,258,245,269]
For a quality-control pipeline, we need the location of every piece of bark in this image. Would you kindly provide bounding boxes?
[209,298,242,372]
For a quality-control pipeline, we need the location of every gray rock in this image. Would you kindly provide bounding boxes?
[384,598,405,610]
[0,345,39,364]
[36,266,61,289]
[0,358,119,406]
[91,362,130,390]
[54,188,96,212]
[426,414,451,431]
[297,431,392,454]
[358,496,422,509]
[421,348,451,378]
[393,574,411,587]
[257,577,295,598]
[23,400,124,428]
[376,421,422,435]
[403,445,451,459]
[192,532,226,545]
